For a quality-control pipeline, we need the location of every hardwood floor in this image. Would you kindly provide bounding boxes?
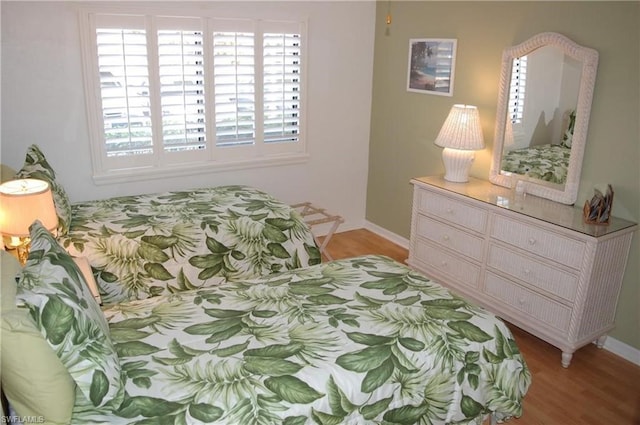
[321,229,640,425]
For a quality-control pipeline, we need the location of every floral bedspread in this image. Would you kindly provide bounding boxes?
[60,185,320,305]
[71,255,531,425]
[501,144,570,184]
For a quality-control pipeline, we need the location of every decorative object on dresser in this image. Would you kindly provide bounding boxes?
[434,104,485,183]
[583,184,614,225]
[408,176,637,367]
[0,178,58,265]
[489,32,599,205]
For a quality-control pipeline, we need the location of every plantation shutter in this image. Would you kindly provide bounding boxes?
[157,22,207,153]
[263,32,301,144]
[213,30,256,147]
[95,15,153,158]
[83,12,306,177]
[509,56,528,124]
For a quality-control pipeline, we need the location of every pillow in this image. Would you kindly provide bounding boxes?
[15,144,72,236]
[15,221,122,408]
[1,250,76,424]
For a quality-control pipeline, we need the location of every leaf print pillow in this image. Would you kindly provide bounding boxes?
[15,221,122,408]
[15,144,72,236]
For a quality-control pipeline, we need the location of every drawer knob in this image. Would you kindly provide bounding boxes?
[524,268,531,275]
[518,298,526,307]
[528,238,537,245]
[440,260,448,267]
[445,208,454,214]
[442,235,450,241]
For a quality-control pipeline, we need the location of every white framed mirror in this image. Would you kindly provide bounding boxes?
[489,32,599,205]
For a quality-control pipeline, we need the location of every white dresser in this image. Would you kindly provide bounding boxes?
[408,176,637,367]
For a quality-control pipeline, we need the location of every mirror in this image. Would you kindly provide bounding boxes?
[489,32,599,205]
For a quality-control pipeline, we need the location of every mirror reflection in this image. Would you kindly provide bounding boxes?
[489,32,599,205]
[500,46,582,186]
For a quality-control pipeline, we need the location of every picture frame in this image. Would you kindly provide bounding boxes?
[407,38,457,96]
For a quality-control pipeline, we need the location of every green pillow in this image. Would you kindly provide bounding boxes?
[1,251,76,425]
[15,221,122,408]
[15,144,72,236]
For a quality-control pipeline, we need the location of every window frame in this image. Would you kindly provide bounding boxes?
[79,7,308,184]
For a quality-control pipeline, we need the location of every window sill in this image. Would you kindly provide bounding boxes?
[92,153,310,185]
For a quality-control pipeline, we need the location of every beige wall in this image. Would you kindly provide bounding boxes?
[367,2,639,350]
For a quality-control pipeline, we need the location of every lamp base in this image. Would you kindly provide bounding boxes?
[4,236,31,266]
[442,148,475,183]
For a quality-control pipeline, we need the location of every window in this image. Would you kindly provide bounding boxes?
[508,55,527,124]
[80,10,307,182]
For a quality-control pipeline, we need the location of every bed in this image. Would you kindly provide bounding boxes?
[9,145,321,306]
[4,221,531,425]
[500,143,570,184]
[59,185,321,305]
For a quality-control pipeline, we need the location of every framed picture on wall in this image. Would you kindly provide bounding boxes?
[407,38,457,96]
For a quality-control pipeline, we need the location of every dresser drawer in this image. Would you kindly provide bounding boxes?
[485,272,571,332]
[491,215,585,269]
[412,238,481,289]
[417,189,488,233]
[487,244,578,302]
[416,215,484,262]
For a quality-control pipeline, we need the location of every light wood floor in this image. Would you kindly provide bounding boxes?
[321,229,640,425]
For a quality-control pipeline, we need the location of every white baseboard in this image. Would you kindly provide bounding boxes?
[362,220,640,367]
[603,336,640,366]
[363,220,409,249]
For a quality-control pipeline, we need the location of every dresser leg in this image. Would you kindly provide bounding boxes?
[595,335,608,348]
[561,351,573,368]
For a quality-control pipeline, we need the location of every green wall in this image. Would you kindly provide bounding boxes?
[367,2,639,350]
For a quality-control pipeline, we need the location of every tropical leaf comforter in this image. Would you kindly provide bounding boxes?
[501,143,570,184]
[72,255,531,425]
[59,185,321,305]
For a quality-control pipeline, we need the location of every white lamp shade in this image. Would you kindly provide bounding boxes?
[0,179,58,237]
[434,104,485,150]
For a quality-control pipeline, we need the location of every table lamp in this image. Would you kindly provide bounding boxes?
[434,104,485,182]
[0,179,58,265]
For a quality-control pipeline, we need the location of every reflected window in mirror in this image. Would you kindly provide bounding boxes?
[508,55,527,125]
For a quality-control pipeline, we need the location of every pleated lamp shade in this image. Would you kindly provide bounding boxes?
[434,104,485,150]
[0,179,58,237]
